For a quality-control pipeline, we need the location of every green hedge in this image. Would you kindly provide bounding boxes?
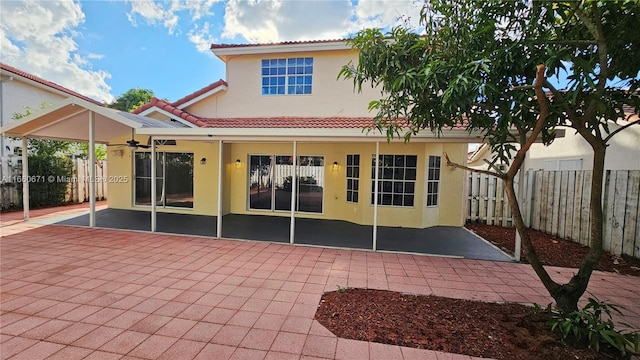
[16,155,73,208]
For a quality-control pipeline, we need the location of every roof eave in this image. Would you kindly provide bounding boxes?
[211,41,351,62]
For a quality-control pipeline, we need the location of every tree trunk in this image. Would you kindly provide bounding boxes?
[503,177,560,297]
[545,142,607,313]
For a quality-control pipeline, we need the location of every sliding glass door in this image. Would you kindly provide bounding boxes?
[248,155,323,213]
[135,152,194,208]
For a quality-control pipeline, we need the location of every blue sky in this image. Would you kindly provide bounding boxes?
[1,0,422,103]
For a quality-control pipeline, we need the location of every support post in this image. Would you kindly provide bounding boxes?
[289,141,297,244]
[21,137,29,221]
[216,140,223,238]
[373,141,380,251]
[151,136,157,232]
[89,112,96,227]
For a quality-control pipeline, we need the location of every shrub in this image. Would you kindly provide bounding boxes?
[543,298,639,357]
[15,155,73,208]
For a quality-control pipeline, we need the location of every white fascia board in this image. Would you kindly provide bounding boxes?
[175,85,228,109]
[212,42,350,61]
[136,107,195,128]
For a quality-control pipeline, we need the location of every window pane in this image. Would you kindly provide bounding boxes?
[296,155,323,213]
[164,153,194,208]
[249,155,273,210]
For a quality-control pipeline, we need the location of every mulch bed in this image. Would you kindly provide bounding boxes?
[315,225,639,359]
[316,289,612,360]
[465,223,640,277]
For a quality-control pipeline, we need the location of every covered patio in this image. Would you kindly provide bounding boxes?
[46,208,512,262]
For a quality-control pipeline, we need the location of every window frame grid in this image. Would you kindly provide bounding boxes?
[426,155,441,207]
[346,154,360,203]
[370,154,417,207]
[261,57,313,95]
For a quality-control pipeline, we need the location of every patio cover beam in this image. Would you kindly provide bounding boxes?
[217,140,223,238]
[290,141,297,244]
[89,112,96,227]
[21,137,29,221]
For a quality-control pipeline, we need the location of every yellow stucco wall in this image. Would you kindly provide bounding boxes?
[108,139,467,228]
[182,49,381,118]
[107,135,219,215]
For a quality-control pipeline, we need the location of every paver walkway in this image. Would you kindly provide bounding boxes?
[1,205,639,359]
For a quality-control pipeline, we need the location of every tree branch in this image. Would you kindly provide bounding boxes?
[443,152,505,179]
[506,64,549,179]
[604,118,640,143]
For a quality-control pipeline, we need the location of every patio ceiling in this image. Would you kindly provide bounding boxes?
[0,97,186,143]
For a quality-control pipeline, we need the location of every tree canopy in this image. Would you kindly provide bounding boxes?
[108,87,154,112]
[342,0,639,314]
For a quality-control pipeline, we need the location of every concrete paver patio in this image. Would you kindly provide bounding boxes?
[2,204,640,359]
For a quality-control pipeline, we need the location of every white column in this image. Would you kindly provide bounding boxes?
[216,140,223,238]
[150,136,157,232]
[89,112,96,227]
[373,141,380,251]
[21,137,29,221]
[289,141,297,244]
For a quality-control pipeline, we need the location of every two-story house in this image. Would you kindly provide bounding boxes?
[2,40,487,245]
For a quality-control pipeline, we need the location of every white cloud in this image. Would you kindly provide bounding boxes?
[87,53,105,60]
[351,0,423,32]
[0,0,113,103]
[126,0,180,33]
[188,22,217,53]
[222,0,352,43]
[220,0,423,44]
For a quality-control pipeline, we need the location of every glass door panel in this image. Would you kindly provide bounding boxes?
[249,155,272,210]
[165,153,194,208]
[297,156,324,213]
[274,156,293,211]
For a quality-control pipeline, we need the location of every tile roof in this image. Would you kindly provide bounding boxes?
[0,62,103,106]
[210,39,346,50]
[195,117,378,129]
[132,97,201,124]
[171,79,228,107]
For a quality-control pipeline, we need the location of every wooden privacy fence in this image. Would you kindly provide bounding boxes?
[466,170,640,258]
[0,158,107,210]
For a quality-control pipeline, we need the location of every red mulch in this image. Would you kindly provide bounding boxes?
[316,289,613,360]
[465,223,640,276]
[314,225,639,359]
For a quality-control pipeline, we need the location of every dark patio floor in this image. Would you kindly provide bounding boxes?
[55,208,512,262]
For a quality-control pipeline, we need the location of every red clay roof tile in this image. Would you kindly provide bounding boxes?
[210,39,346,50]
[171,79,228,107]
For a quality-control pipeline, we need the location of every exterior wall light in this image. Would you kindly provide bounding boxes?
[200,157,207,165]
[332,161,339,170]
[235,159,241,168]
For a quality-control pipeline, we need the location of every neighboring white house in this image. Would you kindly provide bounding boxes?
[467,112,639,171]
[0,62,103,159]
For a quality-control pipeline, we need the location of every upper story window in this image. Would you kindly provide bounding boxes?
[261,57,313,95]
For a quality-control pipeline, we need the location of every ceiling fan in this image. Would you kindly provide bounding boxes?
[107,129,151,150]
